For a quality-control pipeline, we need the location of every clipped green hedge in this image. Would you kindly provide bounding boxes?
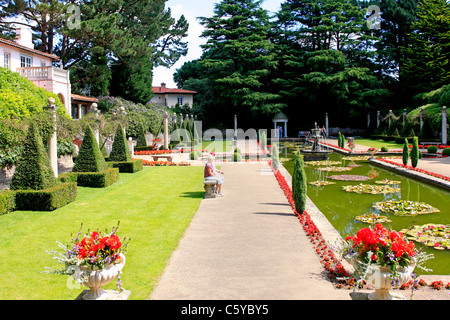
[443,148,450,156]
[0,190,16,215]
[110,159,143,173]
[75,168,119,188]
[394,136,415,144]
[14,182,77,211]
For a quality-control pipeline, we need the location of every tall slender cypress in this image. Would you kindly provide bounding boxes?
[292,151,307,214]
[410,136,419,168]
[402,138,409,165]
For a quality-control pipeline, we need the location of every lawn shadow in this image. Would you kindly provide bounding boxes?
[180,191,205,199]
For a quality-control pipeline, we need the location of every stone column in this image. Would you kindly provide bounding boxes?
[420,108,424,130]
[118,106,127,135]
[442,106,447,145]
[164,111,169,150]
[234,114,237,147]
[325,113,329,137]
[89,103,100,144]
[284,121,287,138]
[403,109,407,127]
[377,110,380,128]
[77,103,82,119]
[44,98,58,178]
[367,113,370,129]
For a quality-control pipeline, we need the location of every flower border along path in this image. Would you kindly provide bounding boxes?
[268,160,450,297]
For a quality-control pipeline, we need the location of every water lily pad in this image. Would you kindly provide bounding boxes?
[355,213,392,224]
[309,181,336,186]
[307,160,342,166]
[399,224,450,250]
[328,175,372,181]
[342,156,369,161]
[317,166,353,172]
[373,200,440,216]
[375,179,402,185]
[342,184,401,194]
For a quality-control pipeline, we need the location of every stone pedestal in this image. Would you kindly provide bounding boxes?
[76,289,131,300]
[204,180,218,199]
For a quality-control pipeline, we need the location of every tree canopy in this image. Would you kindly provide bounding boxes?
[0,0,189,103]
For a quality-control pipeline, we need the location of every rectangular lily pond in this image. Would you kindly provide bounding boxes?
[279,142,450,276]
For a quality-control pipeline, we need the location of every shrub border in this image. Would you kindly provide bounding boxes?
[14,182,77,211]
[74,168,119,188]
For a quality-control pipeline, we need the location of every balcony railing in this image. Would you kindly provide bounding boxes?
[17,66,69,83]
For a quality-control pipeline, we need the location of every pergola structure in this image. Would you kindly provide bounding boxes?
[273,113,288,138]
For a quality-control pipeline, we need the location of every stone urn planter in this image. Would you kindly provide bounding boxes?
[74,253,126,300]
[365,260,416,300]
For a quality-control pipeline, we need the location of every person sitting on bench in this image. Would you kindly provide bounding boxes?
[205,154,224,197]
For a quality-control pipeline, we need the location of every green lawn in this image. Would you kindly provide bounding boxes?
[354,138,404,150]
[202,140,234,152]
[0,166,204,300]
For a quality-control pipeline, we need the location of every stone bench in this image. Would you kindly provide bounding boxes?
[151,155,173,162]
[204,179,218,199]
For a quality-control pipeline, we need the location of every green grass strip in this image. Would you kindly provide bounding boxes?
[0,166,204,300]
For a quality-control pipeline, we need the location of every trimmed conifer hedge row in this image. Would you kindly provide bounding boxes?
[109,159,143,173]
[70,168,120,188]
[14,182,77,211]
[0,190,16,215]
[1,181,77,213]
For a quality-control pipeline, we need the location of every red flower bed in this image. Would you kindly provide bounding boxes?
[142,160,191,166]
[135,150,178,155]
[268,160,350,284]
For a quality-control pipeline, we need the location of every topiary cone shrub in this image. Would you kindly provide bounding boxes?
[10,123,76,211]
[410,137,419,168]
[109,124,131,162]
[292,151,307,214]
[108,124,143,173]
[10,123,58,191]
[136,124,147,148]
[73,125,107,173]
[72,125,119,187]
[402,138,409,166]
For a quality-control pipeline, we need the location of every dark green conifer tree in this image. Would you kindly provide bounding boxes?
[292,151,307,214]
[109,124,132,162]
[10,123,57,191]
[73,125,106,173]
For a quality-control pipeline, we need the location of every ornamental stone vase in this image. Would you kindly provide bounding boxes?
[74,254,126,300]
[365,260,416,300]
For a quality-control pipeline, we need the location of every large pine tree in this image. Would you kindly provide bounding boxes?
[198,0,282,117]
[401,0,450,95]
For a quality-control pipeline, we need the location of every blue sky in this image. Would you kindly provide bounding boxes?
[153,0,284,88]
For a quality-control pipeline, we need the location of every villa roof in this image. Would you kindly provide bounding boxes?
[152,84,196,95]
[0,37,61,60]
[71,94,98,103]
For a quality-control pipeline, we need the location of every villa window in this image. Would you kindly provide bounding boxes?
[3,52,10,69]
[20,55,32,67]
[177,96,184,106]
